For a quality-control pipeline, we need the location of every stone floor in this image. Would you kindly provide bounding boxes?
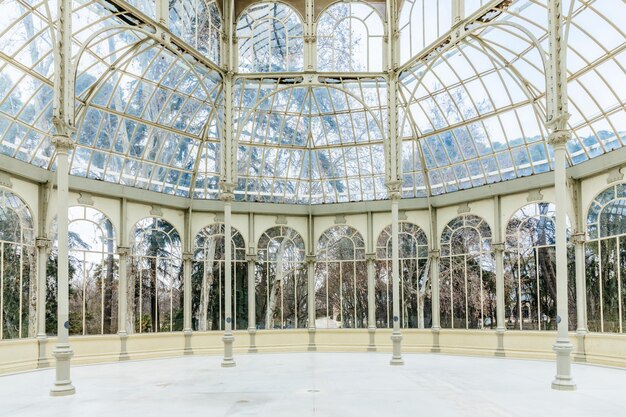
[1,353,625,417]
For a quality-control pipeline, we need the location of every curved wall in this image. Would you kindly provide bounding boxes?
[2,330,626,376]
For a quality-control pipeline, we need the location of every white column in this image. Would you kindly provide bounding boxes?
[550,132,575,390]
[366,252,376,350]
[50,0,75,396]
[246,247,257,353]
[247,252,257,332]
[429,250,441,330]
[390,191,403,365]
[304,0,316,72]
[221,191,235,367]
[183,251,193,353]
[36,237,50,367]
[573,233,587,361]
[50,136,75,396]
[547,0,575,391]
[307,255,316,328]
[573,233,586,334]
[494,243,505,332]
[116,246,130,360]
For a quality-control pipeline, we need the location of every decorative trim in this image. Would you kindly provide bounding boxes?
[35,238,51,250]
[150,205,163,217]
[607,168,624,184]
[365,252,376,262]
[526,189,543,202]
[275,215,288,225]
[492,242,505,253]
[428,249,440,260]
[306,254,316,264]
[117,246,130,257]
[0,171,12,188]
[571,232,585,246]
[334,214,346,224]
[182,252,194,262]
[214,213,224,223]
[77,192,94,206]
[457,202,471,214]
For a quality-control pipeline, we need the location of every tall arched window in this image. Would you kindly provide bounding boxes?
[440,214,495,329]
[317,2,384,72]
[130,218,182,333]
[0,188,35,340]
[399,0,452,64]
[256,226,306,329]
[192,224,247,331]
[169,0,222,65]
[237,2,304,73]
[505,203,576,331]
[315,225,367,328]
[586,184,626,333]
[65,206,117,335]
[376,222,429,328]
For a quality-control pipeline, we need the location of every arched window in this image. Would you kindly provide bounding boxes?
[504,203,576,331]
[192,224,247,331]
[256,226,306,329]
[237,2,304,73]
[169,0,222,64]
[376,222,429,328]
[317,2,384,72]
[440,214,495,329]
[130,218,182,333]
[0,188,35,340]
[586,184,626,333]
[316,225,367,328]
[399,0,452,64]
[64,207,117,335]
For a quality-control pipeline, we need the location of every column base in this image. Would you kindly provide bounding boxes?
[367,326,376,352]
[431,327,441,353]
[552,339,576,391]
[248,328,258,353]
[50,381,76,397]
[184,329,193,355]
[118,332,130,361]
[389,332,403,366]
[551,379,576,391]
[50,345,75,397]
[36,334,50,368]
[307,327,316,352]
[495,328,505,357]
[573,330,587,363]
[221,333,236,368]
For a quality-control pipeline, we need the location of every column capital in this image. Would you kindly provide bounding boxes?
[386,180,402,200]
[365,252,377,262]
[116,246,130,257]
[306,254,316,265]
[548,129,571,148]
[182,251,194,262]
[51,133,75,152]
[219,181,235,202]
[246,254,257,263]
[571,232,586,246]
[428,249,440,260]
[36,237,51,250]
[492,242,505,253]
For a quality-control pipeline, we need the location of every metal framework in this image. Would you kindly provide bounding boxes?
[0,0,624,394]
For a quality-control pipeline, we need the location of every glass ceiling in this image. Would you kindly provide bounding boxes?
[0,0,623,204]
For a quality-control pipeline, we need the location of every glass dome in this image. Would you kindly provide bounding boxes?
[0,0,621,204]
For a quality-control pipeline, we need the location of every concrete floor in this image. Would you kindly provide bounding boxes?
[1,353,626,417]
